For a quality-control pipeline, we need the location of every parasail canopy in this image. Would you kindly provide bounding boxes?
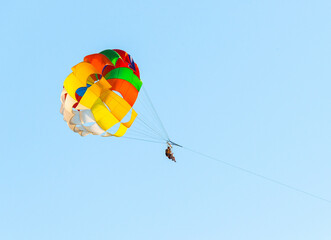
[60,49,170,144]
[60,49,142,137]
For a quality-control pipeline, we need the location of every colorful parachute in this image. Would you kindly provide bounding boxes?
[60,49,142,137]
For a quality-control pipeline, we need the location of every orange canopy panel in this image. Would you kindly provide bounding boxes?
[107,78,139,107]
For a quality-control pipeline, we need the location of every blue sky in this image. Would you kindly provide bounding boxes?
[1,0,331,239]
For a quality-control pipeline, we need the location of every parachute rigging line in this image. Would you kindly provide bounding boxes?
[182,146,331,204]
[124,85,170,142]
[141,87,170,140]
[121,136,165,144]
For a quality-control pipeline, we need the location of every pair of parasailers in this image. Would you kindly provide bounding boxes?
[165,142,176,162]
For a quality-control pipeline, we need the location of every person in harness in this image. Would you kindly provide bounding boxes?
[165,142,176,162]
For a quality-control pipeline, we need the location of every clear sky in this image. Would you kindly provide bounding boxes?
[1,0,331,239]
